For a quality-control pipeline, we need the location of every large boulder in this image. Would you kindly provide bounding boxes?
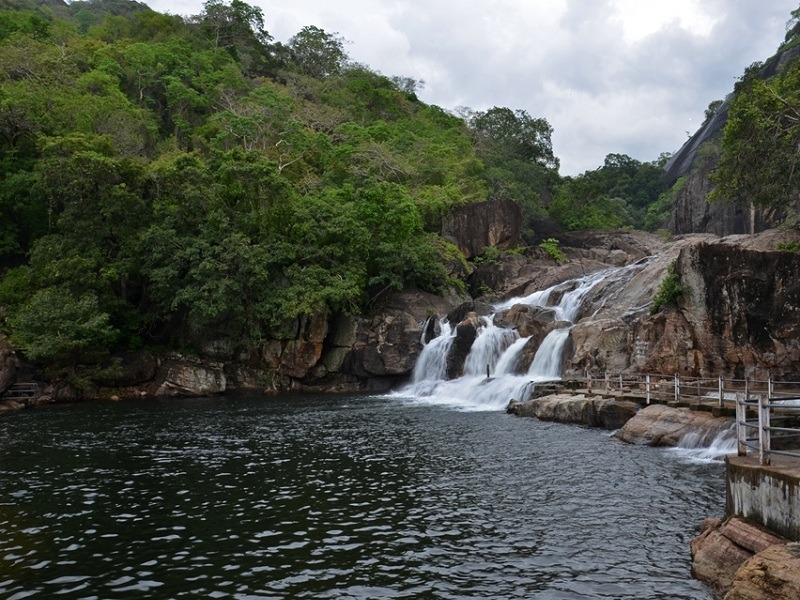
[445,312,482,379]
[152,354,226,396]
[615,404,733,446]
[442,198,522,260]
[691,517,789,597]
[726,542,800,600]
[508,393,640,430]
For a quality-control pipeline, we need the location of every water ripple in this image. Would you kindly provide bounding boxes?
[0,395,723,598]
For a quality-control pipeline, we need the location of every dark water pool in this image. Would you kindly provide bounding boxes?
[0,394,723,599]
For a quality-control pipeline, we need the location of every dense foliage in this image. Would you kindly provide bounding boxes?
[711,53,800,208]
[550,153,669,231]
[0,0,715,380]
[0,0,496,376]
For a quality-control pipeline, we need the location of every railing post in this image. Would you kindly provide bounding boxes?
[718,375,724,409]
[759,393,771,466]
[619,373,623,391]
[586,369,592,392]
[674,373,680,403]
[736,393,747,456]
[646,374,651,405]
[605,371,609,393]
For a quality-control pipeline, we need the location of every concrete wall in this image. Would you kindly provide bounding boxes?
[726,455,800,542]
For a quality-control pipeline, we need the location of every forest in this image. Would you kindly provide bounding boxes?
[0,0,797,385]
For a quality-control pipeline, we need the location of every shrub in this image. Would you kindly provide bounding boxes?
[539,237,566,262]
[650,261,687,314]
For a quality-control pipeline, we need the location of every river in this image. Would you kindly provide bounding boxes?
[0,393,723,599]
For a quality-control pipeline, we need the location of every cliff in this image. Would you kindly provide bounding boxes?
[665,45,800,236]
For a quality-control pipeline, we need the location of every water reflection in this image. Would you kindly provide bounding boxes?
[0,395,723,598]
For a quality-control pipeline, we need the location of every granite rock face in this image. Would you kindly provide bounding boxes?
[725,542,800,600]
[442,198,522,260]
[563,230,800,381]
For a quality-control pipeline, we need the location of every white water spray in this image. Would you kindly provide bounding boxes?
[668,426,738,462]
[397,262,650,410]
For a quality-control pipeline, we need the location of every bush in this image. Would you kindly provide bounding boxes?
[650,261,687,314]
[539,237,566,262]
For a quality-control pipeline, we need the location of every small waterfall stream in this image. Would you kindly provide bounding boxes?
[399,262,649,411]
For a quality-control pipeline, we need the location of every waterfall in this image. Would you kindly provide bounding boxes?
[462,316,519,376]
[668,427,738,462]
[398,262,649,411]
[529,328,570,380]
[495,336,531,376]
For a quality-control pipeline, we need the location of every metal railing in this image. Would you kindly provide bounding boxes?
[580,372,800,465]
[736,393,800,465]
[582,372,783,408]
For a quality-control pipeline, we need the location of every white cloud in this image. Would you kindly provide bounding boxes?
[143,0,799,174]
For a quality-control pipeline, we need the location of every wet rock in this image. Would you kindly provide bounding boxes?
[341,289,452,390]
[494,304,557,336]
[509,392,640,430]
[614,404,733,446]
[446,301,493,325]
[446,312,481,379]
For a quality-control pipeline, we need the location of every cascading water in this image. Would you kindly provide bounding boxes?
[399,262,649,411]
[668,426,739,462]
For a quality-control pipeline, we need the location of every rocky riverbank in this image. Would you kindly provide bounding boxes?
[692,517,800,599]
[508,392,734,445]
[3,223,800,408]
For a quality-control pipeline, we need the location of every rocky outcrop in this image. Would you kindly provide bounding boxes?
[635,233,800,379]
[615,404,732,446]
[726,542,800,600]
[670,159,761,237]
[691,517,788,596]
[152,354,227,396]
[442,198,522,260]
[563,229,800,381]
[345,289,453,391]
[446,312,482,379]
[0,334,17,395]
[508,393,640,430]
[665,45,800,236]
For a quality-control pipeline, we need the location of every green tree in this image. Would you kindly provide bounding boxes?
[287,25,348,79]
[9,287,117,369]
[470,106,558,169]
[711,58,800,208]
[196,0,274,73]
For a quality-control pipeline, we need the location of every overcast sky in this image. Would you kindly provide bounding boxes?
[144,1,798,175]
